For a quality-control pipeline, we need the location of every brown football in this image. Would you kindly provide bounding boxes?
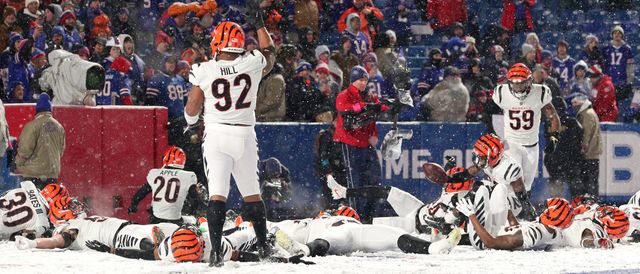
[422,162,447,186]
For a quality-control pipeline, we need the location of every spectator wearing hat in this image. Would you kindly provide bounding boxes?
[257,63,287,122]
[415,48,445,96]
[162,2,192,52]
[524,32,544,63]
[362,52,391,100]
[570,94,602,196]
[533,64,562,98]
[0,6,23,52]
[501,0,535,33]
[286,61,329,121]
[602,25,635,104]
[517,43,537,71]
[46,26,68,53]
[211,0,246,27]
[27,48,47,95]
[298,27,318,64]
[539,50,554,74]
[97,56,133,106]
[12,93,65,189]
[337,0,384,41]
[75,45,90,61]
[387,0,411,47]
[89,37,107,63]
[552,40,577,95]
[316,45,344,87]
[331,36,360,89]
[147,57,188,119]
[578,34,606,68]
[5,34,33,102]
[112,8,135,38]
[29,20,48,51]
[118,34,146,104]
[185,21,212,57]
[101,36,123,71]
[60,10,82,49]
[294,0,319,34]
[342,12,372,59]
[17,0,42,34]
[90,14,112,41]
[333,65,389,223]
[463,58,493,98]
[275,44,299,84]
[43,4,62,36]
[482,45,509,84]
[81,0,103,32]
[422,66,469,122]
[315,62,341,115]
[588,65,619,122]
[568,60,593,99]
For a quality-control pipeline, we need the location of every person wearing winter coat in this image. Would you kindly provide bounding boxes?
[422,67,470,122]
[568,60,593,98]
[588,65,619,122]
[570,94,602,197]
[256,64,286,122]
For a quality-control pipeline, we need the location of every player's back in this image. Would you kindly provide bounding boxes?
[189,50,267,126]
[0,181,50,239]
[492,83,552,146]
[65,216,129,250]
[146,168,197,220]
[497,222,561,250]
[562,219,607,247]
[484,154,522,186]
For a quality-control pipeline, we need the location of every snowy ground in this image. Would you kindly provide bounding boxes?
[2,242,640,274]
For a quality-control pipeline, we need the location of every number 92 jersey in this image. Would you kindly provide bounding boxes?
[146,168,197,220]
[189,50,267,126]
[0,181,50,240]
[492,83,552,146]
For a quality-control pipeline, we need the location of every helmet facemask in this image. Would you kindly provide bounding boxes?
[509,77,533,101]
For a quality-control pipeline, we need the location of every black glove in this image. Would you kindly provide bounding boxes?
[544,132,560,154]
[443,155,457,172]
[245,0,266,29]
[86,240,111,253]
[128,205,137,214]
[447,169,471,183]
[287,254,315,265]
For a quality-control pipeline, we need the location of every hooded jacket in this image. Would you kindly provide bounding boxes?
[592,75,619,122]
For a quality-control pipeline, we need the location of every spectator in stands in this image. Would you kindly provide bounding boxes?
[43,4,62,37]
[185,21,211,58]
[387,0,411,47]
[276,44,299,84]
[415,48,445,96]
[342,13,371,58]
[96,56,132,106]
[337,0,384,41]
[60,11,82,50]
[500,0,535,33]
[588,65,619,122]
[533,64,562,98]
[298,27,318,64]
[419,0,467,34]
[517,43,537,71]
[147,31,173,72]
[374,31,411,93]
[540,50,554,74]
[17,0,42,34]
[552,40,577,95]
[101,36,122,70]
[316,45,344,88]
[570,94,602,196]
[286,61,330,121]
[46,26,67,52]
[569,61,593,98]
[7,82,25,103]
[294,0,319,34]
[422,66,469,122]
[442,37,467,69]
[28,48,47,95]
[163,2,191,52]
[525,33,543,63]
[315,62,341,115]
[82,0,103,32]
[30,20,48,51]
[146,55,186,120]
[602,25,635,104]
[578,34,605,68]
[466,89,489,122]
[464,36,480,60]
[12,93,65,189]
[76,45,90,61]
[211,0,246,27]
[463,58,493,97]
[363,52,390,99]
[0,6,23,52]
[112,8,135,38]
[480,24,511,59]
[89,37,107,63]
[482,45,509,84]
[5,34,32,103]
[257,63,287,122]
[90,14,111,42]
[331,36,360,89]
[118,34,146,104]
[319,0,351,33]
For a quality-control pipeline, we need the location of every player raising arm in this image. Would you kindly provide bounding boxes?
[183,2,275,266]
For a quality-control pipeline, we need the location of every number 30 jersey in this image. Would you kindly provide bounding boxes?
[492,83,553,146]
[146,168,197,220]
[0,181,50,240]
[189,50,267,126]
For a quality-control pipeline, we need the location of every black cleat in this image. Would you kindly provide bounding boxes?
[209,251,224,267]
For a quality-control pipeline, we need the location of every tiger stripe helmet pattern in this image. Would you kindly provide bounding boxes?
[40,183,69,204]
[171,225,205,262]
[596,205,630,239]
[163,146,186,169]
[473,134,504,168]
[445,167,474,193]
[336,206,360,222]
[540,198,575,229]
[507,63,533,100]
[210,21,245,57]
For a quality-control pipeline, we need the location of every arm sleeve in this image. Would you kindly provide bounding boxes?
[15,123,37,166]
[130,183,152,209]
[113,248,157,260]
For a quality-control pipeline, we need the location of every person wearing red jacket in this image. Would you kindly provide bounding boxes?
[501,0,536,33]
[333,65,388,223]
[337,0,384,40]
[422,0,468,30]
[588,65,619,122]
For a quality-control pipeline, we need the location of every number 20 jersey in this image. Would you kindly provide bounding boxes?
[146,168,197,220]
[189,50,267,126]
[492,83,552,146]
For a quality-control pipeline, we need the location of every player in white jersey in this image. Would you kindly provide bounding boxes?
[562,219,613,248]
[128,146,200,224]
[16,216,126,250]
[0,181,50,240]
[456,197,573,250]
[183,8,276,266]
[491,63,560,193]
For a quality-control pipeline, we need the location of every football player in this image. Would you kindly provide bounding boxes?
[0,181,50,240]
[183,4,276,266]
[490,63,561,201]
[128,146,201,224]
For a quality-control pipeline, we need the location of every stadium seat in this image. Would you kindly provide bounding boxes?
[407,57,427,68]
[407,46,427,58]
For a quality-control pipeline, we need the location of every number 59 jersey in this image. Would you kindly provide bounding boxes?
[189,50,267,126]
[146,168,197,220]
[0,181,50,240]
[492,83,552,146]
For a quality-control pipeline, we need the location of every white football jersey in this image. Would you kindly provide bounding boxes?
[492,83,553,146]
[497,222,562,250]
[483,154,523,186]
[64,216,129,250]
[189,50,267,126]
[561,219,608,248]
[270,215,360,244]
[146,168,197,220]
[0,181,50,240]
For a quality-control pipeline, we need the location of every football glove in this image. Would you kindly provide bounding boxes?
[327,175,347,200]
[455,198,476,217]
[544,132,560,154]
[15,236,37,250]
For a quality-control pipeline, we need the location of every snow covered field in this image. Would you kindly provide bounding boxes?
[2,242,640,274]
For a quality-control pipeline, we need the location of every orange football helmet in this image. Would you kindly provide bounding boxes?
[507,63,533,100]
[473,134,504,168]
[445,167,474,193]
[540,198,575,229]
[40,183,69,204]
[336,205,360,222]
[210,21,245,57]
[171,225,205,262]
[163,146,186,169]
[596,206,629,239]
